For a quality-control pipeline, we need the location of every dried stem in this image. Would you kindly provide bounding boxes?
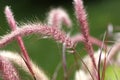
[52,62,62,80]
[98,32,107,80]
[74,49,94,80]
[62,43,68,80]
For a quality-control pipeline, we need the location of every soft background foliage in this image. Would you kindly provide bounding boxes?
[0,0,120,80]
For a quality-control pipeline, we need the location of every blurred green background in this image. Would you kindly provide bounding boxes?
[0,0,120,80]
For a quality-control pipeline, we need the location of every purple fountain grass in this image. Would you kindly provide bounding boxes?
[71,34,107,49]
[4,6,36,79]
[74,0,97,72]
[0,56,20,80]
[47,8,72,28]
[0,0,114,79]
[0,50,49,80]
[0,24,73,48]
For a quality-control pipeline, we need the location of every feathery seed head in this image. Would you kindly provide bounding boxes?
[47,8,72,28]
[0,55,20,80]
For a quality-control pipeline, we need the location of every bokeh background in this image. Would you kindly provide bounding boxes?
[0,0,120,80]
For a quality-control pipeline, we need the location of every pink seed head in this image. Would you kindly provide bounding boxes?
[0,56,20,80]
[74,0,97,72]
[0,24,73,48]
[47,8,72,28]
[4,6,16,30]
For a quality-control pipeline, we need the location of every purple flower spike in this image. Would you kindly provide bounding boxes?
[0,24,73,48]
[74,0,97,73]
[0,56,20,80]
[47,8,72,28]
[71,34,107,49]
